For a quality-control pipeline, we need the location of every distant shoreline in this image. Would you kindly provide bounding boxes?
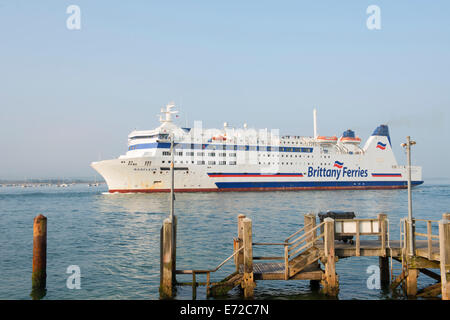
[0,178,105,185]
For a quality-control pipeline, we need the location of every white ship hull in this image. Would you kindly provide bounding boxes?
[91,104,423,193]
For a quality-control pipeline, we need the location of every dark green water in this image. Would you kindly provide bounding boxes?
[1,181,449,300]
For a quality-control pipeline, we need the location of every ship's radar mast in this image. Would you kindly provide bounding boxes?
[313,108,318,139]
[159,102,178,123]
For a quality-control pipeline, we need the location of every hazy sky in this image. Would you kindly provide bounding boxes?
[1,1,449,179]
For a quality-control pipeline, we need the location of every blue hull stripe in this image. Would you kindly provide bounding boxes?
[215,181,424,189]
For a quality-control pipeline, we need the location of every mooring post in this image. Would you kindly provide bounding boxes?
[378,213,390,286]
[322,217,338,296]
[305,213,320,287]
[406,268,419,297]
[160,218,174,299]
[172,215,177,285]
[235,214,246,272]
[404,218,418,297]
[31,214,47,298]
[439,213,450,300]
[242,218,255,298]
[304,213,317,245]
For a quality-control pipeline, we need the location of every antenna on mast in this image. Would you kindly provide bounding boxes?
[313,108,318,139]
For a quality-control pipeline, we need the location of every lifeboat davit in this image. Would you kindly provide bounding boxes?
[316,136,338,143]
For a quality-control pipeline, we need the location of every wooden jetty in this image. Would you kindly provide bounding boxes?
[160,212,450,300]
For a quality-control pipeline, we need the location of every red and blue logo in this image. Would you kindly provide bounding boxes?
[333,161,344,169]
[376,142,387,150]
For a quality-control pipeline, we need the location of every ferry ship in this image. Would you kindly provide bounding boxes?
[91,103,423,193]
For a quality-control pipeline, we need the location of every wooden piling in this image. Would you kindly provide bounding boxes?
[406,268,419,297]
[305,214,320,287]
[439,213,450,300]
[322,217,338,296]
[304,214,316,245]
[235,214,246,272]
[378,214,390,286]
[32,214,47,291]
[160,218,174,299]
[242,218,255,298]
[172,215,177,285]
[192,272,197,300]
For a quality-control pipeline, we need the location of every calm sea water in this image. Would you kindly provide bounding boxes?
[1,180,449,300]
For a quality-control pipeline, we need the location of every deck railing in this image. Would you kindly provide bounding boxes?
[401,218,439,260]
[334,215,388,257]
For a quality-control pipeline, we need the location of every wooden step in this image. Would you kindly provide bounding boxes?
[288,247,321,278]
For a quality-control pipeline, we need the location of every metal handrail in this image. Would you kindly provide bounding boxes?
[288,232,324,258]
[288,222,325,249]
[176,246,243,275]
[284,223,311,242]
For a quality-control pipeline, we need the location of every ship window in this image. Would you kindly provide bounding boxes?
[229,161,236,165]
[129,134,158,140]
[163,151,171,156]
[208,161,216,165]
[219,161,226,165]
[208,152,216,157]
[197,160,205,165]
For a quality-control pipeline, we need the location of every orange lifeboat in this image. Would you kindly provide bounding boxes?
[316,136,338,143]
[339,129,361,144]
[212,134,227,141]
[340,136,361,143]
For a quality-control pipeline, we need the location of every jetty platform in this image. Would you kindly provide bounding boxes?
[160,213,450,300]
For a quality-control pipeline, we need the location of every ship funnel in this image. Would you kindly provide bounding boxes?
[372,124,391,146]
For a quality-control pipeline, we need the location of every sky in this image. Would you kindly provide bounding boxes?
[0,1,449,180]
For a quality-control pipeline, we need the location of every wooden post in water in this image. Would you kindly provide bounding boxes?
[242,218,255,298]
[32,214,47,293]
[304,213,317,246]
[378,213,390,287]
[404,219,418,297]
[304,214,320,288]
[235,214,246,272]
[406,268,419,297]
[439,213,450,300]
[160,218,174,299]
[322,217,338,296]
[172,215,177,286]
